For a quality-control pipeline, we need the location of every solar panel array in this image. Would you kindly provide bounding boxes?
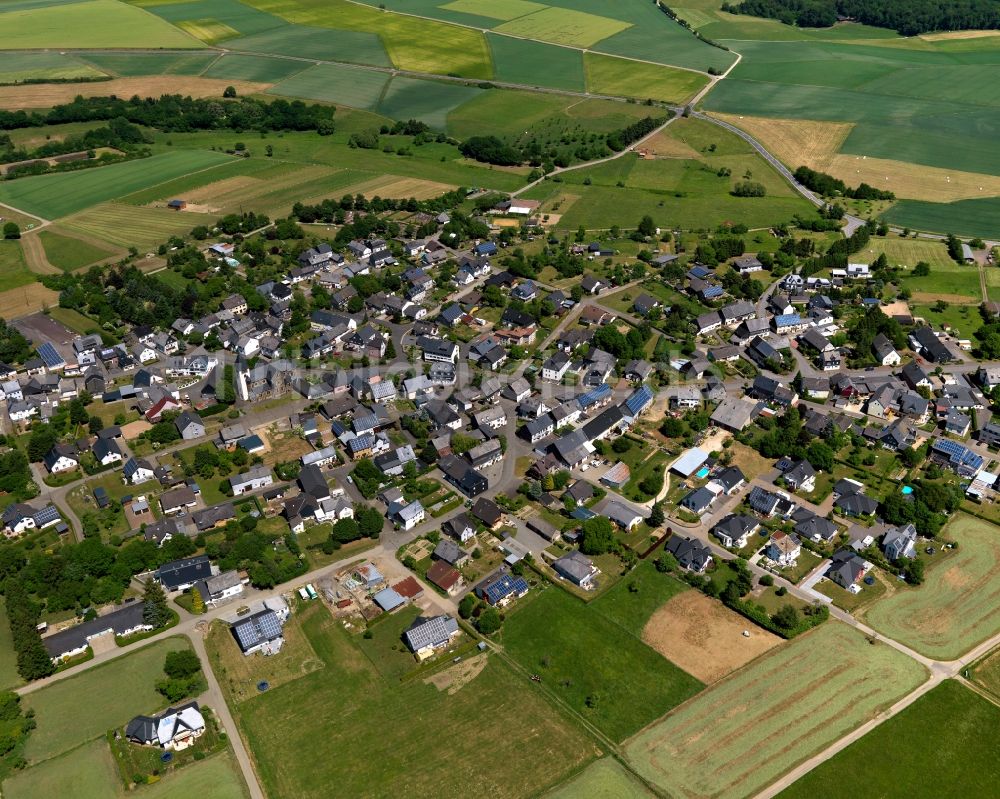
[484,574,529,604]
[36,342,65,368]
[625,385,654,416]
[233,610,282,651]
[32,505,60,526]
[577,383,611,409]
[932,438,983,470]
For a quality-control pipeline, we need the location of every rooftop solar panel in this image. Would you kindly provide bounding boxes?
[32,505,59,525]
[37,342,65,368]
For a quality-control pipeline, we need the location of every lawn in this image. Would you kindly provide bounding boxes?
[0,239,37,289]
[46,306,99,335]
[36,230,115,272]
[863,512,1000,659]
[911,301,983,338]
[624,622,928,799]
[0,0,203,49]
[501,584,703,742]
[218,603,598,798]
[136,751,249,799]
[546,757,652,798]
[0,151,234,219]
[897,260,982,303]
[584,52,709,104]
[775,680,1000,799]
[22,636,192,764]
[813,571,887,612]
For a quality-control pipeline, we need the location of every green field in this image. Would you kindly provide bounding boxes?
[217,604,598,799]
[22,636,191,763]
[895,258,982,302]
[494,6,631,48]
[546,757,652,799]
[860,236,959,269]
[884,197,1000,238]
[77,51,219,76]
[36,229,116,271]
[584,53,708,104]
[863,513,1000,660]
[143,0,287,37]
[202,53,308,82]
[0,0,203,48]
[0,240,38,289]
[248,0,494,78]
[225,24,391,66]
[61,202,214,251]
[267,62,389,109]
[501,584,703,742]
[776,680,1000,799]
[590,561,690,636]
[487,33,585,91]
[0,52,107,83]
[0,151,234,219]
[624,622,928,799]
[376,77,483,130]
[973,643,1000,700]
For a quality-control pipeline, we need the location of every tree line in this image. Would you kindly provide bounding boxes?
[794,166,895,200]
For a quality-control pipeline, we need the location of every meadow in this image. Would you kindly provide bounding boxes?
[775,680,1000,799]
[583,53,708,104]
[21,636,192,763]
[501,583,704,742]
[894,258,982,304]
[885,197,1000,238]
[61,203,216,251]
[860,236,959,269]
[589,560,690,637]
[37,229,117,271]
[624,622,928,799]
[863,513,1000,660]
[0,151,234,219]
[216,603,598,799]
[0,240,39,289]
[0,0,203,48]
[546,757,652,799]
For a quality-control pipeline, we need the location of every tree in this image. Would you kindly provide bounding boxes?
[458,594,477,619]
[805,441,834,472]
[477,606,502,635]
[163,649,202,680]
[648,502,665,527]
[355,505,384,538]
[580,516,615,555]
[2,223,19,240]
[772,604,800,630]
[223,85,237,98]
[142,579,172,629]
[190,589,205,615]
[637,215,656,238]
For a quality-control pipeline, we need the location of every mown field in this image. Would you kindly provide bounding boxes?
[546,757,652,799]
[624,622,928,799]
[860,236,959,269]
[501,581,703,743]
[1,0,203,49]
[217,603,599,799]
[0,151,234,219]
[584,53,708,104]
[0,240,39,289]
[37,229,117,271]
[775,680,1000,799]
[863,513,1000,660]
[61,203,216,251]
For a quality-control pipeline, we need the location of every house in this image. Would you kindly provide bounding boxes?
[696,311,723,335]
[2,502,60,537]
[44,444,79,474]
[192,502,237,532]
[471,497,503,529]
[160,485,198,515]
[42,601,153,662]
[712,514,759,549]
[709,465,746,496]
[633,293,660,316]
[580,274,603,295]
[664,535,713,572]
[501,377,532,403]
[155,555,212,592]
[522,414,555,444]
[602,500,643,531]
[680,487,715,516]
[443,512,476,543]
[748,486,796,518]
[426,561,465,596]
[92,437,123,467]
[418,336,459,364]
[553,551,599,589]
[542,352,572,382]
[175,412,205,441]
[195,570,244,607]
[883,523,918,560]
[433,538,469,568]
[391,499,425,531]
[872,333,901,366]
[909,326,952,363]
[901,360,932,390]
[794,511,838,543]
[229,465,273,496]
[828,549,870,591]
[231,603,287,656]
[403,615,461,659]
[733,254,763,274]
[126,701,206,750]
[835,491,879,517]
[782,460,817,493]
[766,531,801,566]
[474,569,529,607]
[438,454,488,497]
[711,398,758,432]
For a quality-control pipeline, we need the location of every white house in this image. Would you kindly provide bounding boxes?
[392,499,425,531]
[766,531,801,567]
[229,465,273,496]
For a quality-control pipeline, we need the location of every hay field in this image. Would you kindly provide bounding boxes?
[863,513,1000,659]
[884,197,1000,239]
[62,203,216,251]
[332,175,457,200]
[0,75,270,109]
[584,53,709,103]
[641,591,782,684]
[0,282,59,318]
[546,757,652,799]
[0,0,203,49]
[0,239,40,289]
[624,622,928,799]
[495,6,631,48]
[176,17,242,43]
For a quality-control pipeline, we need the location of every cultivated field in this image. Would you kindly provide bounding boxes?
[584,53,708,104]
[219,604,598,798]
[546,757,652,799]
[332,175,457,201]
[377,76,483,130]
[863,513,1000,659]
[0,52,107,84]
[203,53,308,82]
[0,75,269,110]
[22,636,192,764]
[0,239,39,289]
[36,229,118,272]
[859,237,958,269]
[0,0,203,49]
[502,584,703,742]
[77,51,220,77]
[624,622,928,799]
[885,197,1000,239]
[641,590,782,684]
[494,6,631,48]
[61,202,211,253]
[486,33,585,91]
[775,680,1000,799]
[267,62,390,108]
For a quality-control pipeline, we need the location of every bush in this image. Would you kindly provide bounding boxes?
[759,575,774,586]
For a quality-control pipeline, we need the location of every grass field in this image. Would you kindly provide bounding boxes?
[37,229,116,271]
[546,757,652,798]
[249,0,494,78]
[775,680,1000,799]
[885,197,1000,238]
[0,0,203,48]
[0,52,107,83]
[589,560,690,637]
[859,236,959,269]
[584,53,709,104]
[376,77,483,130]
[487,33,585,91]
[501,584,703,742]
[0,239,38,289]
[202,52,307,82]
[22,636,192,763]
[0,150,234,219]
[897,260,982,303]
[77,51,220,77]
[218,603,598,798]
[61,202,216,250]
[624,622,928,799]
[494,6,631,48]
[225,24,391,66]
[267,62,389,109]
[863,513,1000,659]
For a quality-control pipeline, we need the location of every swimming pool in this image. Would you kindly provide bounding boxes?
[696,467,710,479]
[901,485,914,495]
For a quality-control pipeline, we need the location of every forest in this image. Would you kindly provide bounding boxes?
[722,0,1000,35]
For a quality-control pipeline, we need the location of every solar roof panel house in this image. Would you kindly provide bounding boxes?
[37,342,66,370]
[231,609,285,656]
[404,615,460,658]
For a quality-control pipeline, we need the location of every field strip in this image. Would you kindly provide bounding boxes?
[0,75,271,109]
